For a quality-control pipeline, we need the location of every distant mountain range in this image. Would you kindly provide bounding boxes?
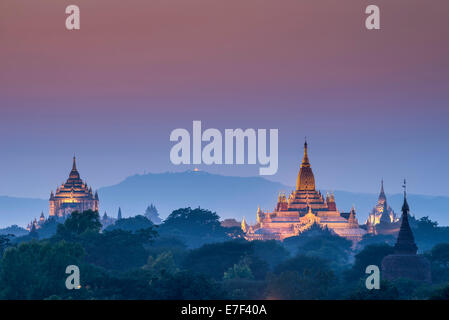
[0,196,47,227]
[0,171,448,228]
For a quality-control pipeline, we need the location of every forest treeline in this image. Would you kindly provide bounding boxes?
[1,208,449,300]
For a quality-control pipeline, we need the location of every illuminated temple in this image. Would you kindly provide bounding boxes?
[366,180,399,226]
[243,142,366,242]
[364,180,400,235]
[49,157,99,217]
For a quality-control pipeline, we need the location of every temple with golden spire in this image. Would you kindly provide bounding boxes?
[243,141,366,242]
[49,156,99,217]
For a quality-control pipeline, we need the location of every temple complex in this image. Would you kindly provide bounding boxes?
[26,212,46,231]
[49,157,99,217]
[365,180,399,235]
[144,204,162,224]
[382,182,431,283]
[243,141,366,242]
[101,212,116,229]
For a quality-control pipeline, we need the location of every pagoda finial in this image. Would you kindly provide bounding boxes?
[257,207,262,224]
[241,216,248,233]
[68,155,81,179]
[348,208,358,227]
[402,179,409,212]
[302,138,309,165]
[378,178,386,200]
[298,138,310,168]
[72,155,77,171]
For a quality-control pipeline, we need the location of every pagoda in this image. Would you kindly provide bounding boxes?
[366,180,399,226]
[244,141,366,242]
[26,212,46,231]
[49,156,99,217]
[381,181,431,283]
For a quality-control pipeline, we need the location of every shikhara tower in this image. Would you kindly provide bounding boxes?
[366,179,398,226]
[244,141,366,242]
[49,156,99,217]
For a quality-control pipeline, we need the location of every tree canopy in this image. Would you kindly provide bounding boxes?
[56,210,102,238]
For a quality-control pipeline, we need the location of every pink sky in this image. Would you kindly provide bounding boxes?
[0,0,448,198]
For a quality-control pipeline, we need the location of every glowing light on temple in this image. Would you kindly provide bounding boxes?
[243,141,367,242]
[49,156,99,217]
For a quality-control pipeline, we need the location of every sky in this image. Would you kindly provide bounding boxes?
[0,0,448,199]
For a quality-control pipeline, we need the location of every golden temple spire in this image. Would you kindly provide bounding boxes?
[257,207,262,224]
[296,139,315,191]
[301,139,311,168]
[241,217,248,233]
[69,155,81,179]
[348,208,357,227]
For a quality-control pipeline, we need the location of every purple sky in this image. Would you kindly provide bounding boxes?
[0,0,448,198]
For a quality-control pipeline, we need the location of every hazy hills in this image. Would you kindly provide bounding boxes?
[98,170,286,223]
[0,171,448,228]
[0,196,47,227]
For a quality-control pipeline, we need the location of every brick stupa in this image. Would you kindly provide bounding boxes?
[381,181,431,283]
